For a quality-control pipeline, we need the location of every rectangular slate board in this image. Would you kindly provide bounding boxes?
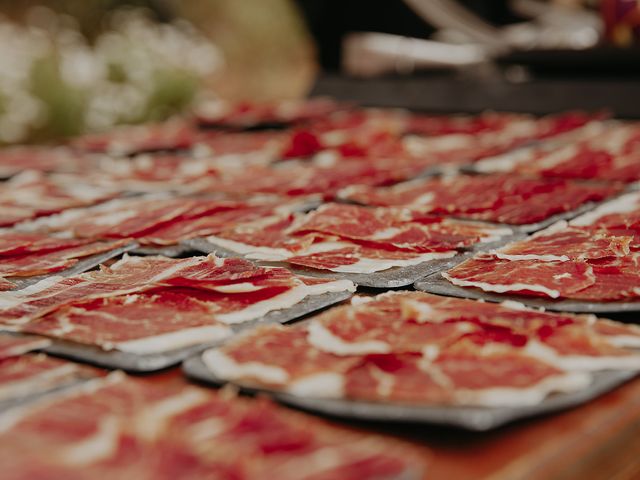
[183,354,638,432]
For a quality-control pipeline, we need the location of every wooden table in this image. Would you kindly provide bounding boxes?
[147,369,640,480]
[381,377,640,480]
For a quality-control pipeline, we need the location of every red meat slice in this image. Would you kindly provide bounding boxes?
[496,227,632,261]
[207,325,361,388]
[310,292,640,367]
[432,341,583,405]
[309,301,476,355]
[202,159,409,199]
[35,196,298,246]
[0,353,95,402]
[287,245,454,272]
[569,255,640,301]
[344,353,453,404]
[0,255,227,324]
[71,120,197,155]
[139,203,286,246]
[0,333,50,359]
[0,239,129,278]
[292,204,498,252]
[444,255,596,299]
[342,174,618,225]
[23,289,234,351]
[0,171,116,227]
[0,278,14,291]
[194,130,289,157]
[0,374,420,480]
[0,146,83,177]
[0,232,92,256]
[0,254,337,326]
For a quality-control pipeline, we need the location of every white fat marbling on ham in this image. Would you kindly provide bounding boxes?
[287,372,345,398]
[307,322,390,356]
[329,251,457,274]
[570,192,640,227]
[113,325,232,354]
[442,272,561,298]
[215,278,354,324]
[201,348,289,385]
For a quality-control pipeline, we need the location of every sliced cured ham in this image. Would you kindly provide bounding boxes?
[199,157,416,199]
[310,292,640,369]
[443,255,596,299]
[0,146,84,178]
[71,120,198,155]
[195,97,343,128]
[23,290,233,354]
[0,232,94,256]
[0,353,96,403]
[0,254,354,328]
[477,123,640,182]
[341,174,619,225]
[0,239,129,278]
[0,373,422,480]
[494,225,632,261]
[204,291,640,407]
[445,200,640,302]
[23,195,297,246]
[208,205,510,274]
[90,154,223,194]
[0,171,116,227]
[203,325,361,394]
[292,204,511,250]
[0,333,50,359]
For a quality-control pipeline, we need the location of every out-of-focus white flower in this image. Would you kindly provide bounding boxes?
[0,7,221,143]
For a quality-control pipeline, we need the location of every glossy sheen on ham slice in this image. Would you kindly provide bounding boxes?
[0,373,422,480]
[341,174,619,225]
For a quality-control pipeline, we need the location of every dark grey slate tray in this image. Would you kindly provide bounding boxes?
[39,289,353,372]
[183,354,637,431]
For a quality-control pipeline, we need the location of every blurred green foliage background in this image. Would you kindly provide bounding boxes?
[0,0,315,144]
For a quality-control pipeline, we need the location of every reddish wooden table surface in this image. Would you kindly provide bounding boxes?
[145,369,640,480]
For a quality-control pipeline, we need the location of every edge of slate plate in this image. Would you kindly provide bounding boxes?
[41,289,353,372]
[415,272,640,314]
[183,354,638,431]
[183,235,521,289]
[10,241,139,289]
